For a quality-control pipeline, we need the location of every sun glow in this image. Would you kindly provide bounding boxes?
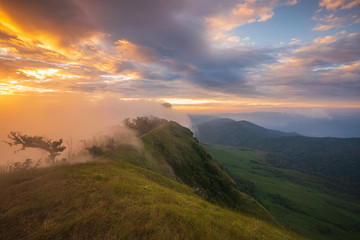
[0,10,59,53]
[17,68,81,81]
[18,69,59,80]
[0,81,55,95]
[162,98,220,105]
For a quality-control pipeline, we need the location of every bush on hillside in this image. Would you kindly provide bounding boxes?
[123,116,167,136]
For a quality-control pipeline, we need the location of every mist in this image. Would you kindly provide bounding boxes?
[202,108,360,138]
[0,93,191,167]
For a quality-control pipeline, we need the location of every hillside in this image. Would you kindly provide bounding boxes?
[0,119,305,240]
[204,144,360,240]
[107,119,276,223]
[140,121,275,222]
[195,118,360,197]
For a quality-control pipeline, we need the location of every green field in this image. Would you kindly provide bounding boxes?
[204,144,360,240]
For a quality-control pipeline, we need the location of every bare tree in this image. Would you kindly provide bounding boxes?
[5,131,66,163]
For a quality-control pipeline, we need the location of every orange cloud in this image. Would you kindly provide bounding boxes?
[313,35,339,44]
[313,23,338,31]
[289,38,302,45]
[115,40,159,63]
[0,3,157,96]
[319,0,360,10]
[0,80,56,95]
[0,0,99,49]
[206,0,298,46]
[206,2,274,31]
[311,13,358,31]
[319,60,360,83]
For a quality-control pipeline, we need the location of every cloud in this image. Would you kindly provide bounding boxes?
[0,0,100,49]
[205,0,298,31]
[0,93,191,166]
[289,38,302,45]
[206,2,274,32]
[319,0,360,10]
[252,33,360,100]
[115,40,160,64]
[313,35,339,44]
[180,45,276,94]
[205,0,299,49]
[0,0,358,110]
[312,23,337,31]
[73,0,209,59]
[312,13,358,31]
[0,0,241,96]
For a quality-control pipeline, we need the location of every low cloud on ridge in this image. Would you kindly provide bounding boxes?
[0,93,191,166]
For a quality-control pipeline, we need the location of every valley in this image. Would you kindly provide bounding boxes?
[204,144,360,240]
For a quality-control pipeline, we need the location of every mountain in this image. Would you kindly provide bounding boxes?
[0,119,305,240]
[196,118,300,146]
[191,111,360,138]
[140,121,275,222]
[189,114,220,126]
[195,118,360,197]
[115,119,276,223]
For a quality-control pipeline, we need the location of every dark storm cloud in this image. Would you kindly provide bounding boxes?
[183,46,275,94]
[71,0,277,91]
[75,0,205,51]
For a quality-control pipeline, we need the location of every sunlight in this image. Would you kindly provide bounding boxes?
[162,98,220,105]
[0,81,55,95]
[19,69,59,80]
[17,68,81,81]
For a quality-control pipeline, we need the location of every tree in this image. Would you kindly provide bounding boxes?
[123,116,167,136]
[86,145,105,158]
[5,131,66,163]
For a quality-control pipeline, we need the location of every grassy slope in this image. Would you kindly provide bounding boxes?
[204,144,360,240]
[140,121,276,224]
[0,159,305,240]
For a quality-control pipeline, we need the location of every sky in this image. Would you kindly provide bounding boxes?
[0,0,360,113]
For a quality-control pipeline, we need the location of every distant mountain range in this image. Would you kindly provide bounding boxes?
[194,117,360,198]
[194,118,300,143]
[190,111,360,138]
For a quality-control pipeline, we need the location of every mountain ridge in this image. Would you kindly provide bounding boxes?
[0,119,306,239]
[195,118,300,149]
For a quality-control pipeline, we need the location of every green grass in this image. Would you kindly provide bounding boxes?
[204,144,360,240]
[0,158,305,240]
[139,121,278,224]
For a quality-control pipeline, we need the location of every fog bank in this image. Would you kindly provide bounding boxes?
[0,93,191,166]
